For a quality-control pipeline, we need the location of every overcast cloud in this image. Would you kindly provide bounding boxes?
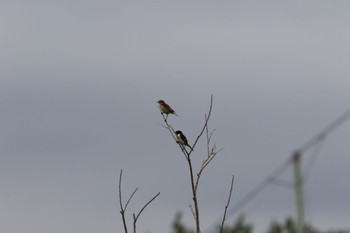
[1,1,349,233]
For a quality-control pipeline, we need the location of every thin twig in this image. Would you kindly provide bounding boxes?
[219,174,235,233]
[202,148,224,171]
[191,95,213,233]
[118,169,129,233]
[190,95,213,233]
[192,95,213,150]
[206,120,210,157]
[133,192,161,233]
[119,170,159,233]
[208,129,216,145]
[125,188,138,211]
[119,170,123,209]
[189,204,196,222]
[194,148,223,193]
[134,192,160,222]
[160,115,190,159]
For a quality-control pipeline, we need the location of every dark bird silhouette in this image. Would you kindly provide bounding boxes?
[175,130,193,151]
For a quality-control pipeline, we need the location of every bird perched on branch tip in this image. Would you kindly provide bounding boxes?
[157,100,178,118]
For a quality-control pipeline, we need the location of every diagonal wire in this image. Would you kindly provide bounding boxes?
[298,108,350,154]
[302,139,325,183]
[297,108,350,181]
[203,108,350,233]
[203,157,292,233]
[225,158,291,218]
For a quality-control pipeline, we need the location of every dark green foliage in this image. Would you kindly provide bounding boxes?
[221,215,253,233]
[268,221,283,233]
[265,217,348,233]
[170,214,253,233]
[171,212,195,233]
[170,213,349,233]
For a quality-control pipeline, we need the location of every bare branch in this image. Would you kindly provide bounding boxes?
[189,204,196,222]
[119,170,159,233]
[194,148,223,193]
[188,95,214,233]
[118,169,129,233]
[132,213,136,233]
[125,188,138,211]
[206,121,210,157]
[185,154,200,233]
[133,192,161,233]
[192,95,213,150]
[134,192,160,222]
[119,170,123,209]
[160,114,190,159]
[208,129,216,144]
[202,148,224,171]
[219,174,235,233]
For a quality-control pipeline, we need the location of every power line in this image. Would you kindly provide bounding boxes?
[225,158,291,217]
[297,108,350,181]
[297,108,350,154]
[203,108,350,232]
[203,158,292,233]
[303,139,325,182]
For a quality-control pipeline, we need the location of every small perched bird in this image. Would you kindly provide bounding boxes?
[157,100,178,118]
[175,130,193,151]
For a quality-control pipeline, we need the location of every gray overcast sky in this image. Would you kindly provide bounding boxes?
[1,1,350,233]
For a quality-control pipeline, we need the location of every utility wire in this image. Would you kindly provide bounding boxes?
[203,158,291,233]
[297,108,350,154]
[303,139,325,182]
[297,108,350,181]
[204,108,350,233]
[226,158,291,217]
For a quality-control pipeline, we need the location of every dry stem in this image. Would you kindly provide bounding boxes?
[118,169,160,233]
[219,174,235,233]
